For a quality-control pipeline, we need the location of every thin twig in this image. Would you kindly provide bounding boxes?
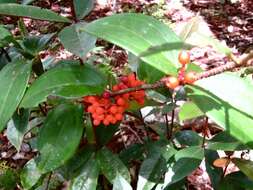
[202,117,208,147]
[45,172,52,190]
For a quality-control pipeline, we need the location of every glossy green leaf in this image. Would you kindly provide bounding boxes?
[6,109,30,151]
[37,104,84,173]
[219,171,253,190]
[0,61,32,132]
[137,144,176,190]
[169,146,204,184]
[0,0,16,3]
[20,34,54,56]
[174,130,202,146]
[207,132,248,151]
[22,0,36,5]
[204,150,223,189]
[74,0,94,19]
[232,158,253,181]
[96,147,130,183]
[178,101,203,122]
[186,73,253,147]
[119,144,145,166]
[20,159,43,189]
[58,145,95,180]
[0,3,71,23]
[69,157,99,190]
[20,64,106,108]
[95,124,119,146]
[83,13,183,80]
[113,175,133,190]
[59,23,96,58]
[0,25,12,47]
[0,169,17,190]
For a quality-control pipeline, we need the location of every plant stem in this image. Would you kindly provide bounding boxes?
[45,172,52,190]
[202,117,208,147]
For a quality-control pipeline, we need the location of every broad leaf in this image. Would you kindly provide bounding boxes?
[69,157,99,190]
[113,175,133,190]
[6,109,30,151]
[59,23,96,58]
[204,150,223,189]
[20,34,54,56]
[96,147,130,183]
[83,13,183,81]
[20,159,43,189]
[0,25,12,47]
[186,73,253,147]
[37,103,84,172]
[174,130,202,146]
[169,146,204,184]
[207,132,248,151]
[137,145,175,190]
[0,61,31,132]
[20,64,106,108]
[0,4,71,23]
[178,101,203,122]
[73,0,94,19]
[231,158,253,180]
[58,145,95,180]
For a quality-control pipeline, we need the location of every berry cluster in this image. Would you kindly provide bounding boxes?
[83,73,145,126]
[165,51,197,89]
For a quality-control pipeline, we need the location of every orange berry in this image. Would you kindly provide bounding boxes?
[116,97,126,106]
[112,85,119,91]
[109,106,118,114]
[165,76,179,89]
[122,93,130,99]
[178,51,190,65]
[93,119,101,126]
[96,107,105,114]
[115,113,123,121]
[106,115,114,122]
[111,117,117,124]
[128,73,136,82]
[120,76,128,83]
[184,72,197,84]
[87,96,97,103]
[137,99,145,105]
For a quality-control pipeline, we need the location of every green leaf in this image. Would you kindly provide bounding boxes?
[219,171,253,190]
[20,34,54,56]
[0,3,71,23]
[6,109,30,151]
[231,158,253,181]
[69,157,99,190]
[37,103,84,173]
[169,146,204,184]
[186,73,253,147]
[95,124,119,146]
[137,149,167,190]
[0,25,12,47]
[58,145,95,180]
[0,169,17,190]
[113,175,133,190]
[204,150,223,189]
[0,61,32,132]
[20,159,43,189]
[119,144,145,166]
[96,147,130,183]
[20,64,106,108]
[59,23,96,58]
[22,0,36,5]
[83,13,183,81]
[174,130,202,146]
[74,0,94,19]
[178,101,204,122]
[207,132,248,151]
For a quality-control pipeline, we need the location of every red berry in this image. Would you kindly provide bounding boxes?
[93,119,101,126]
[116,97,126,106]
[120,76,128,83]
[102,91,111,98]
[165,76,179,89]
[178,51,190,65]
[117,106,125,113]
[109,106,118,114]
[96,107,105,115]
[103,119,110,126]
[87,106,96,113]
[184,72,197,84]
[115,113,123,121]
